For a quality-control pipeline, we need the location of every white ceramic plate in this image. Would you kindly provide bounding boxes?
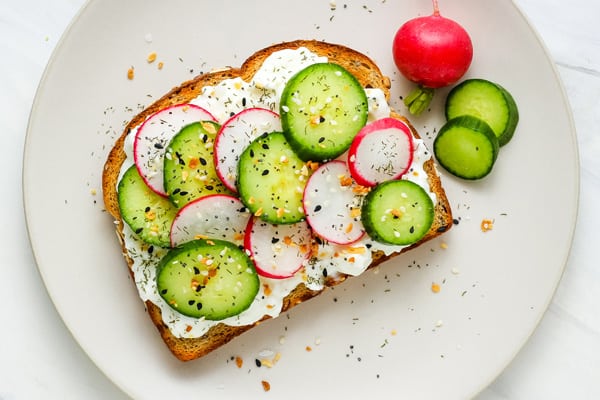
[23,0,578,398]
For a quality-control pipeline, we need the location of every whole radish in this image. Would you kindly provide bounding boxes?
[392,0,473,115]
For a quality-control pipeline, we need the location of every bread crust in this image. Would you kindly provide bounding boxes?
[102,40,452,361]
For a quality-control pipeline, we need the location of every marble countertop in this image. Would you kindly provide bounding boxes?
[2,0,599,398]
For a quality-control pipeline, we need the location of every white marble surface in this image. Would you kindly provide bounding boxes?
[2,0,599,398]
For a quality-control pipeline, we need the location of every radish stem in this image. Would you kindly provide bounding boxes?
[432,0,440,16]
[403,85,434,115]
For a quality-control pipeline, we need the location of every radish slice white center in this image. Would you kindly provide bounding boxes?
[347,117,414,187]
[245,218,312,279]
[170,194,250,247]
[303,160,365,245]
[134,104,216,196]
[214,108,281,192]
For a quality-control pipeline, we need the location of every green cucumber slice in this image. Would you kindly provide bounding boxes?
[117,165,178,247]
[434,115,499,180]
[163,121,230,208]
[237,131,308,224]
[445,78,519,146]
[280,63,368,161]
[361,180,434,245]
[157,239,259,320]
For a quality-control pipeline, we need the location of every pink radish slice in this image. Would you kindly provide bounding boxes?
[245,217,312,279]
[214,108,281,192]
[134,104,216,196]
[303,160,365,245]
[347,117,414,187]
[170,194,250,247]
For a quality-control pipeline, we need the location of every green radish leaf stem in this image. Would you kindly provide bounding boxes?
[403,85,435,115]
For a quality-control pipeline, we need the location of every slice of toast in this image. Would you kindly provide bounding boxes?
[102,40,453,361]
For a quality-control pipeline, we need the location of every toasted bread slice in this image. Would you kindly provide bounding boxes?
[102,40,453,361]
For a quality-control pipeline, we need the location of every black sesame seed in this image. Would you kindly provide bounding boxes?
[255,359,262,367]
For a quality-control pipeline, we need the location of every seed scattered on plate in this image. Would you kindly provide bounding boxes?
[261,380,271,392]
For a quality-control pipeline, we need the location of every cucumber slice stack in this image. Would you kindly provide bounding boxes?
[435,78,519,179]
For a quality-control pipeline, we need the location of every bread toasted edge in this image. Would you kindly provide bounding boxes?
[102,39,453,362]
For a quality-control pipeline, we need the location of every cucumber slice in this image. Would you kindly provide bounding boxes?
[280,63,368,161]
[163,121,230,208]
[117,165,178,247]
[361,180,434,246]
[157,239,259,320]
[434,115,499,180]
[237,131,309,224]
[445,79,519,146]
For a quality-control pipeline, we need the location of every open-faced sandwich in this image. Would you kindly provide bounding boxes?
[102,40,453,361]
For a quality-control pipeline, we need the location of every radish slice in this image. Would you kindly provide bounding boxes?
[244,217,312,279]
[347,117,414,187]
[214,108,281,192]
[134,104,216,196]
[170,194,250,247]
[303,160,366,245]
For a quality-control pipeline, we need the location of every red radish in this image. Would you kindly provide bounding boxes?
[347,118,414,187]
[170,194,250,247]
[214,108,281,192]
[303,160,366,245]
[392,0,473,115]
[244,217,312,279]
[134,104,216,196]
